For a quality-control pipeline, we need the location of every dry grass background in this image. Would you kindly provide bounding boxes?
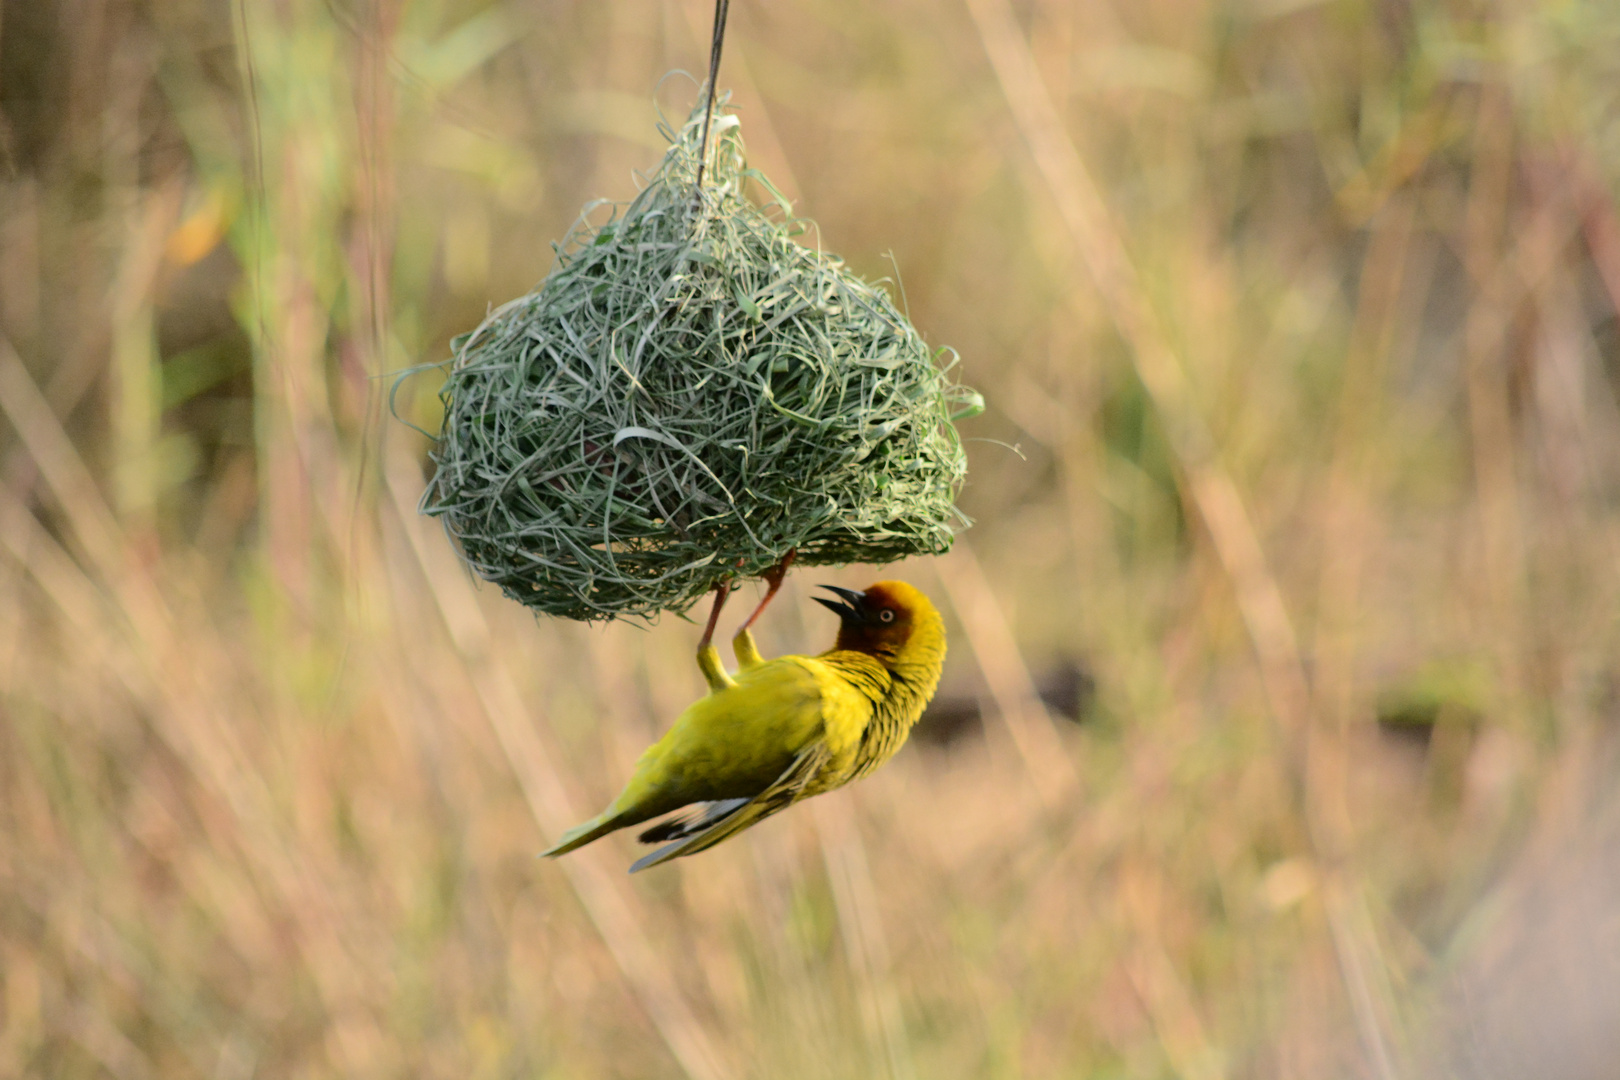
[5,0,1620,1077]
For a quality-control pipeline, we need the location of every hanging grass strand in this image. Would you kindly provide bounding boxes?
[422,94,979,622]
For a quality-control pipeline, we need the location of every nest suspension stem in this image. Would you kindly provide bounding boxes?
[692,0,731,197]
[690,0,736,651]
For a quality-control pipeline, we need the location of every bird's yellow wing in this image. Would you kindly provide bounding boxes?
[628,741,833,873]
[620,657,836,805]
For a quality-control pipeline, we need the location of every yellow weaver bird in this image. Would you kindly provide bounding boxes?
[542,570,945,872]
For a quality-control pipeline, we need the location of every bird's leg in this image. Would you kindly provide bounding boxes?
[733,548,796,669]
[696,579,736,693]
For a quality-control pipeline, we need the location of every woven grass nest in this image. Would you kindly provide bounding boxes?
[423,94,979,622]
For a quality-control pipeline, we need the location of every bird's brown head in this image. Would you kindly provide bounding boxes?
[815,580,946,678]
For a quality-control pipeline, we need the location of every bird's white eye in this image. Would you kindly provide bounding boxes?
[879,609,895,623]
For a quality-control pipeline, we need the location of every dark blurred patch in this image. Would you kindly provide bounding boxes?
[1038,658,1096,725]
[1376,695,1448,751]
[1375,663,1487,751]
[1376,669,1487,816]
[913,657,1096,749]
[911,693,981,749]
[0,0,66,173]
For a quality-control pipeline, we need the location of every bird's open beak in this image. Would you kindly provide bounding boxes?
[814,585,866,623]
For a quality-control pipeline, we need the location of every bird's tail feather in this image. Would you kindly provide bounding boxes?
[630,803,758,873]
[637,799,750,844]
[540,811,625,859]
[629,745,831,873]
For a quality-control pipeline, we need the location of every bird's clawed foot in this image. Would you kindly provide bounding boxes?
[740,548,797,634]
[697,577,732,654]
[702,551,797,687]
[697,578,735,692]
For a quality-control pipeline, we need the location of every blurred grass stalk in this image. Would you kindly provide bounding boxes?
[968,2,1394,1072]
[4,0,1620,1078]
